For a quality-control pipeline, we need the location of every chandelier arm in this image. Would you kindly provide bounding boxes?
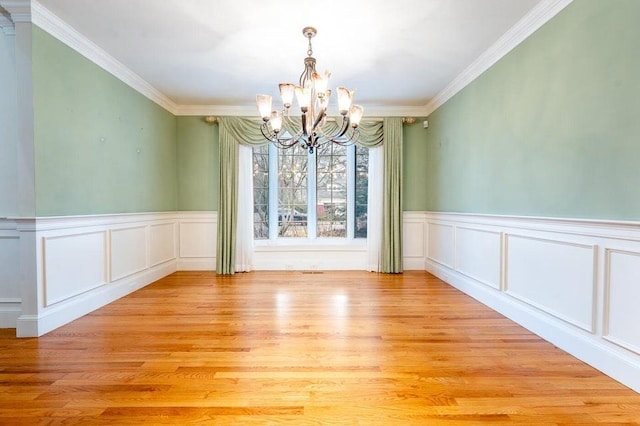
[328,127,360,146]
[335,116,351,138]
[260,122,276,142]
[301,110,309,137]
[274,138,300,149]
[315,115,349,141]
[310,107,327,134]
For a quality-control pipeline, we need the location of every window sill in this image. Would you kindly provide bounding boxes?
[254,238,367,252]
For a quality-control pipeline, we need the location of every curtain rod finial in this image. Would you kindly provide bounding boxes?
[402,117,416,125]
[204,116,218,125]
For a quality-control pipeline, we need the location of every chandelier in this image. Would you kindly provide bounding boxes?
[256,27,364,154]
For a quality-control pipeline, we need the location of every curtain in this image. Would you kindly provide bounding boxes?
[216,118,267,274]
[381,117,403,273]
[216,127,238,274]
[216,116,400,275]
[235,143,254,272]
[366,146,383,271]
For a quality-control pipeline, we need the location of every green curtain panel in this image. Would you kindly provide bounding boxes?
[216,117,398,275]
[216,118,267,274]
[382,118,403,273]
[216,125,238,274]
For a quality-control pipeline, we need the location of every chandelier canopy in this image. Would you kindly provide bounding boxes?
[256,27,364,154]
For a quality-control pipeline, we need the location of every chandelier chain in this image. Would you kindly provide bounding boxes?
[307,35,313,57]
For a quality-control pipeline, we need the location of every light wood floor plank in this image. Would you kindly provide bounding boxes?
[0,270,639,424]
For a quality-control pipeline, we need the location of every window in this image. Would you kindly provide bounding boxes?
[253,143,368,240]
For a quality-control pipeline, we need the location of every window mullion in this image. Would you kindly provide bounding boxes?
[307,149,317,240]
[268,143,279,240]
[347,145,355,240]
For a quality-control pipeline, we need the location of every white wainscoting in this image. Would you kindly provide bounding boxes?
[10,208,640,395]
[422,212,640,393]
[0,212,217,336]
[0,220,21,327]
[177,214,217,270]
[3,210,425,334]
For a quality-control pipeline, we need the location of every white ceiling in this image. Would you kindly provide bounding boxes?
[20,0,556,115]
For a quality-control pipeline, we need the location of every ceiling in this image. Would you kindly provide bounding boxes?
[17,0,554,115]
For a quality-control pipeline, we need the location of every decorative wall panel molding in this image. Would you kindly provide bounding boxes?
[604,249,640,356]
[8,212,217,337]
[455,226,502,290]
[505,234,596,332]
[403,212,427,270]
[110,226,147,282]
[43,231,107,306]
[423,211,640,393]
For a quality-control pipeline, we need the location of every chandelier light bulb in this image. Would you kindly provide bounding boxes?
[312,71,330,97]
[336,87,353,115]
[349,105,364,127]
[256,94,272,121]
[279,83,296,109]
[295,86,312,111]
[270,110,283,133]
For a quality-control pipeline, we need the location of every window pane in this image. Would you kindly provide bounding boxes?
[252,145,269,239]
[317,143,347,237]
[355,145,368,238]
[278,144,308,237]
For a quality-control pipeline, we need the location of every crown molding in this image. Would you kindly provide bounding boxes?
[423,0,574,116]
[30,0,178,114]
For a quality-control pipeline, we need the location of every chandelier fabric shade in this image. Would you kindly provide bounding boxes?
[256,27,364,154]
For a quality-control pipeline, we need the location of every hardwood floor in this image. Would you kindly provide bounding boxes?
[1,271,639,425]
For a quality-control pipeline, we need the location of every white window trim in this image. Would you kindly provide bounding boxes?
[258,143,363,244]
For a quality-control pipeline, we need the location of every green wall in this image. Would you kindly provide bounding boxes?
[32,26,177,216]
[0,33,18,217]
[177,116,218,211]
[420,0,640,220]
[403,119,430,211]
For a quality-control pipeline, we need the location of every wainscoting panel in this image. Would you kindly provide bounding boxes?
[427,222,454,268]
[110,226,148,282]
[505,234,596,332]
[0,235,20,299]
[43,231,107,306]
[179,222,215,258]
[15,213,180,337]
[455,227,502,289]
[150,223,176,267]
[177,214,217,270]
[423,212,640,393]
[403,212,427,270]
[0,223,21,327]
[604,249,640,355]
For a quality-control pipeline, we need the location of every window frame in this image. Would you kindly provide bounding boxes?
[255,142,366,244]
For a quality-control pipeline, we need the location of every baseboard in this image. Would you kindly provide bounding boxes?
[426,258,640,393]
[16,261,176,337]
[177,258,215,271]
[0,303,21,329]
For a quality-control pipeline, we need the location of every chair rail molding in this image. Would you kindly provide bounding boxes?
[422,211,640,393]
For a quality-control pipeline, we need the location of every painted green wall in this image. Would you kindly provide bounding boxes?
[403,119,430,211]
[32,26,177,216]
[0,34,18,217]
[177,116,219,211]
[421,0,640,220]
